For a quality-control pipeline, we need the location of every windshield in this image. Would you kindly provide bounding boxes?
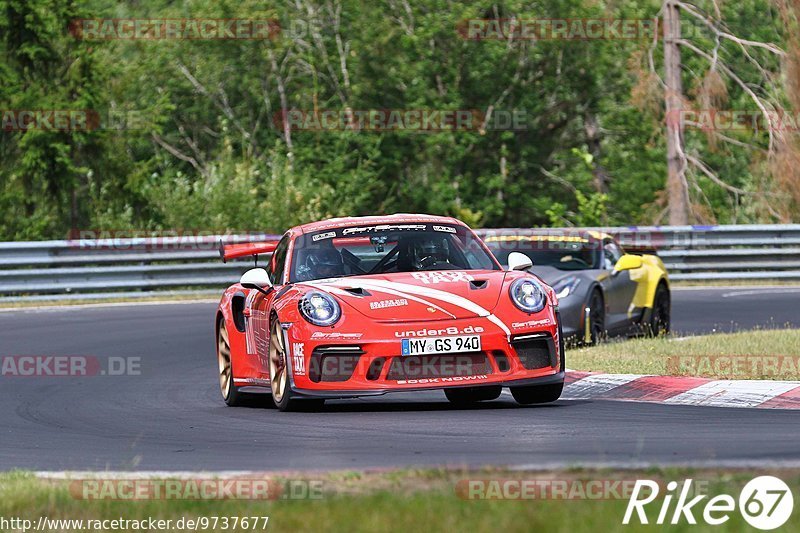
[290,223,499,282]
[483,235,600,271]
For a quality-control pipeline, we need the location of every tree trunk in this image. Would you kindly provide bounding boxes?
[664,0,690,224]
[584,112,610,194]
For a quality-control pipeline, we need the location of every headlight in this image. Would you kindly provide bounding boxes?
[509,278,547,313]
[298,291,341,326]
[552,276,581,299]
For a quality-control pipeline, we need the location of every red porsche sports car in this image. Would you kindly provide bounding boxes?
[215,214,564,411]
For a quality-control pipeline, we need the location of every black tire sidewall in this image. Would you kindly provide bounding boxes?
[588,289,605,345]
[650,285,671,336]
[510,382,564,405]
[444,386,502,404]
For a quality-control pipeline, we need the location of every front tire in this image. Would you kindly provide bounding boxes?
[647,284,671,337]
[269,317,324,412]
[217,318,246,406]
[510,382,563,405]
[585,289,606,345]
[444,386,502,405]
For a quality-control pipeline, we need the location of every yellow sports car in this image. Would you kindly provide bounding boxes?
[479,229,670,344]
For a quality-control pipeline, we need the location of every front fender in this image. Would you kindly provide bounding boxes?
[628,254,669,308]
[217,285,262,380]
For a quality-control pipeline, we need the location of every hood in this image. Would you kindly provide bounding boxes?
[530,265,582,286]
[298,270,507,321]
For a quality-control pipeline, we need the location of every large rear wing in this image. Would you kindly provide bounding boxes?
[219,241,279,263]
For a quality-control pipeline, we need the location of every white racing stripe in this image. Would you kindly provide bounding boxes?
[562,374,644,399]
[664,380,800,408]
[303,277,514,337]
[352,279,490,315]
[304,281,456,319]
[486,314,512,338]
[350,279,512,336]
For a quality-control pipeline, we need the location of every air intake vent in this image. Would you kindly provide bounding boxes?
[309,346,365,382]
[469,280,488,290]
[342,287,371,297]
[511,335,557,370]
[366,358,385,381]
[493,350,510,372]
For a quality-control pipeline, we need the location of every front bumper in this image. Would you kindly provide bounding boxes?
[291,370,565,399]
[283,313,564,399]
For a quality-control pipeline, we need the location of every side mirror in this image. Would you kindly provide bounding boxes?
[240,268,273,291]
[614,254,643,272]
[507,251,533,272]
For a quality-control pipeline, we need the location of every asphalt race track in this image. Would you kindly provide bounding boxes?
[1,287,799,472]
[672,286,800,333]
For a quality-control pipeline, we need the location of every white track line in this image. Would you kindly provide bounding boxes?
[36,459,800,478]
[562,374,643,399]
[36,471,264,479]
[664,380,800,408]
[722,288,800,298]
[671,285,800,292]
[510,459,800,470]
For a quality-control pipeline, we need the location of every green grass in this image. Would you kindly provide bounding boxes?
[568,329,800,379]
[2,468,800,532]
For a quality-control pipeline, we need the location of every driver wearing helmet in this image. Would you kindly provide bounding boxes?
[412,237,451,270]
[303,247,345,280]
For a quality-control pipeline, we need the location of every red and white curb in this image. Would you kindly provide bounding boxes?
[561,371,800,409]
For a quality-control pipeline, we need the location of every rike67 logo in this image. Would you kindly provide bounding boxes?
[624,476,793,530]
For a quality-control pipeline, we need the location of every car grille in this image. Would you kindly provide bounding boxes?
[511,334,557,370]
[308,346,365,383]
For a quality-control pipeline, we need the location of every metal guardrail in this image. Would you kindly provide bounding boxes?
[0,225,799,297]
[478,224,800,281]
[0,234,280,296]
[598,224,800,280]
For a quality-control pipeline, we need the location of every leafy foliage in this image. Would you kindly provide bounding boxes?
[0,0,794,239]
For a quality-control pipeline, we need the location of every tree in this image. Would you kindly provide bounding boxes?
[639,0,792,223]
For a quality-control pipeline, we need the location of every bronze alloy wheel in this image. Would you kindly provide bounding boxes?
[218,321,232,399]
[269,319,288,402]
[217,317,248,406]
